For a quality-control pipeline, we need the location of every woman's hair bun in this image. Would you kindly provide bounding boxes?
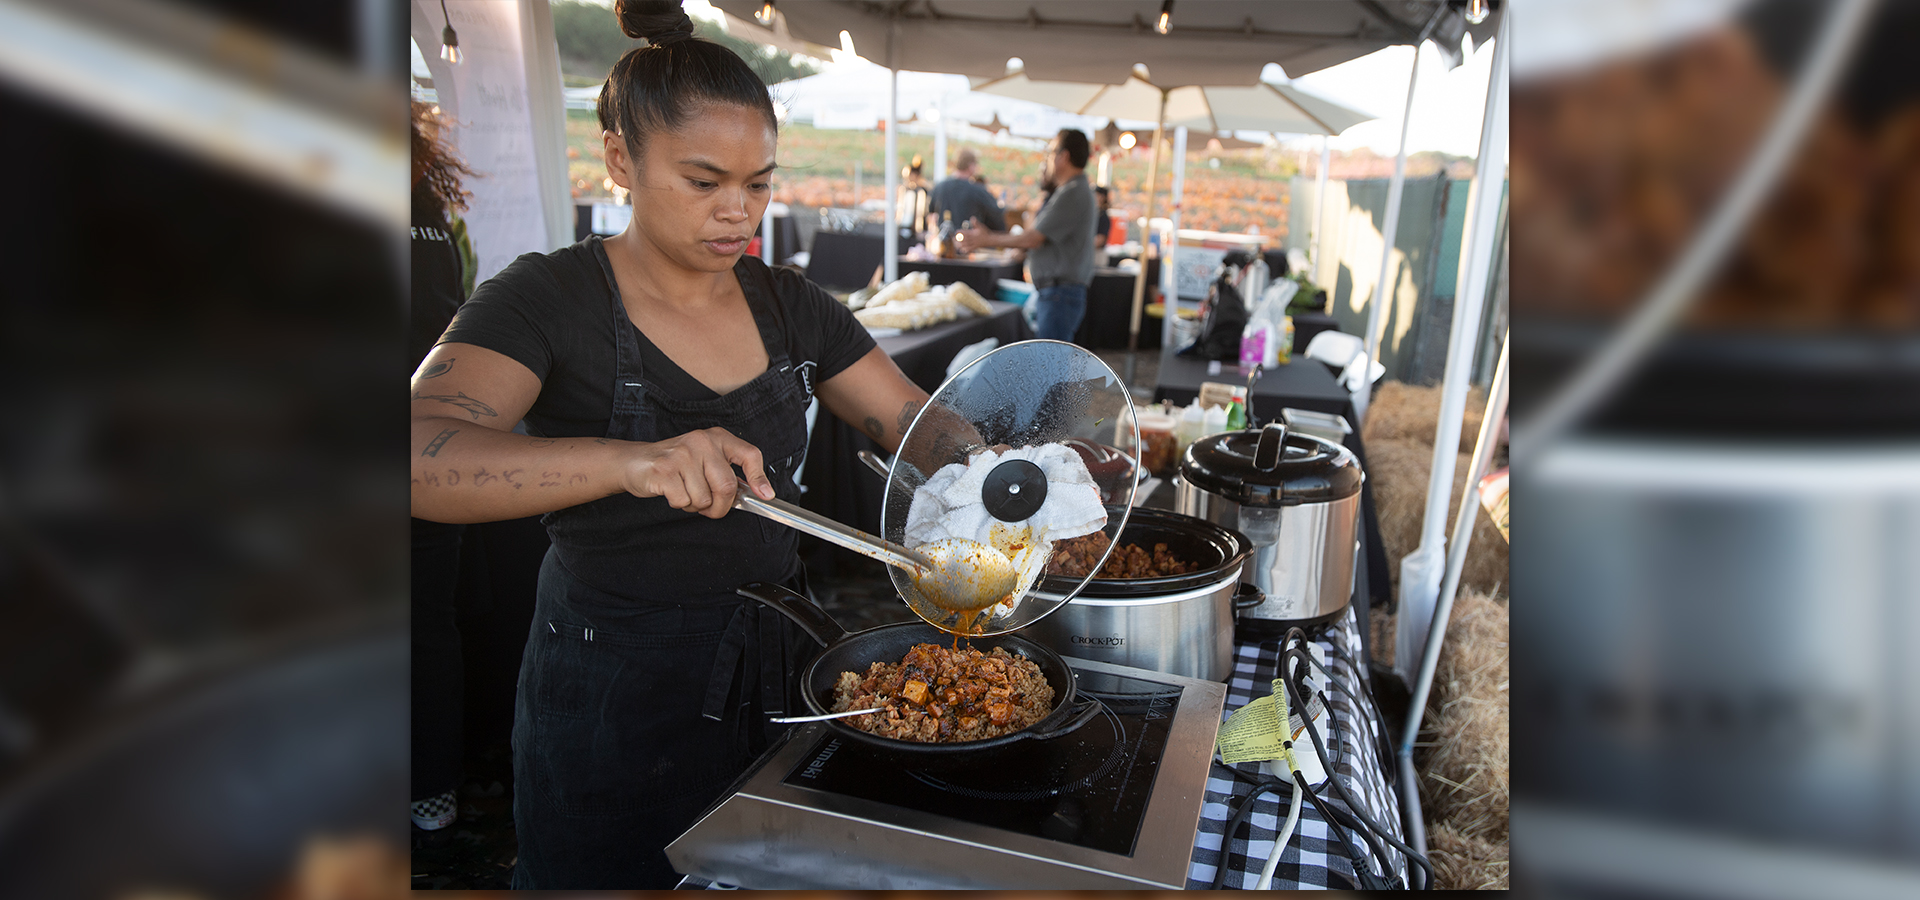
[615,0,694,42]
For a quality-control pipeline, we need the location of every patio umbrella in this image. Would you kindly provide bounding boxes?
[972,67,1376,375]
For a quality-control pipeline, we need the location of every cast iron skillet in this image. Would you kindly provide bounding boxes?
[736,583,1103,758]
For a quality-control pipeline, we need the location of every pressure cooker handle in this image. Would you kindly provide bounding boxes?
[1254,421,1288,471]
[735,582,849,647]
[1232,582,1266,611]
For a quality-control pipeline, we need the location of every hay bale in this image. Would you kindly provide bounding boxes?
[1364,381,1486,453]
[1428,823,1510,891]
[1368,589,1508,889]
[1418,589,1508,848]
[1361,438,1508,600]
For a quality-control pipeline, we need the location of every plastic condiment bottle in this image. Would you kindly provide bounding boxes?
[1203,403,1229,436]
[1176,403,1205,456]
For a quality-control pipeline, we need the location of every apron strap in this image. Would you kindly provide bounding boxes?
[701,602,754,722]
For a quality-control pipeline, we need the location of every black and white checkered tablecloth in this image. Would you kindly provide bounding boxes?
[1186,604,1407,889]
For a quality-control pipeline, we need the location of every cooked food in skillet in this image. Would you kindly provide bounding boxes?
[1045,531,1200,579]
[830,642,1053,743]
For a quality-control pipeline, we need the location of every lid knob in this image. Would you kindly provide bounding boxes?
[981,459,1048,522]
[1254,421,1288,472]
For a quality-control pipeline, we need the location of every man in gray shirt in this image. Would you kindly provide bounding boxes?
[960,129,1096,341]
[928,148,1006,232]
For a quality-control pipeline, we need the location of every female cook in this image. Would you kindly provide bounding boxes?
[408,1,929,887]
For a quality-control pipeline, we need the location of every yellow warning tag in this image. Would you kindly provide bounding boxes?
[1216,679,1294,766]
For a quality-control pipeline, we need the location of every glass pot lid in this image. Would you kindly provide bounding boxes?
[880,340,1139,636]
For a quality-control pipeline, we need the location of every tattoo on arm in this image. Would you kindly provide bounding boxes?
[421,428,458,457]
[420,358,455,379]
[863,416,885,442]
[412,390,499,421]
[896,400,922,438]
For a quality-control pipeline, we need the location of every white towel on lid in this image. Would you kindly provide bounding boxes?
[905,444,1108,550]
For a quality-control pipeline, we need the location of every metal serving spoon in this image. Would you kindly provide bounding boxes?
[730,481,1018,610]
[768,706,885,724]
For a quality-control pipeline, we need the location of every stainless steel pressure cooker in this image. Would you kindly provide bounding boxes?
[1175,422,1364,636]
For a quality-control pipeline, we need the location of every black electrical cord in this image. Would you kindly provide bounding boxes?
[1293,768,1393,891]
[1298,688,1437,891]
[1209,774,1291,890]
[1280,628,1436,890]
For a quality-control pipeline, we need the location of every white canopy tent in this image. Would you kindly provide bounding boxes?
[712,0,1493,283]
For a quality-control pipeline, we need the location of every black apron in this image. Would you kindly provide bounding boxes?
[511,247,820,889]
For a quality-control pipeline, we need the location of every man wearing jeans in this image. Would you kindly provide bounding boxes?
[960,129,1096,341]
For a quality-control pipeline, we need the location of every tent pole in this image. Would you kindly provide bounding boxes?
[1360,42,1424,392]
[883,24,898,284]
[1163,125,1187,351]
[1125,88,1168,390]
[1395,16,1508,681]
[1311,134,1330,279]
[933,92,946,188]
[1398,330,1507,862]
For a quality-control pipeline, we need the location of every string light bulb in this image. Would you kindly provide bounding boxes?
[756,1,776,26]
[1156,1,1173,35]
[437,0,461,65]
[1465,0,1490,25]
[1119,132,1137,150]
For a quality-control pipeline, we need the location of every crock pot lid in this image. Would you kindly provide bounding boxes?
[1180,426,1362,506]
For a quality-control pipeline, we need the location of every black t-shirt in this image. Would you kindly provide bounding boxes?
[439,237,875,439]
[410,180,465,372]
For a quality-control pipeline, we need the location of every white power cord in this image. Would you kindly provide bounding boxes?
[1254,780,1305,890]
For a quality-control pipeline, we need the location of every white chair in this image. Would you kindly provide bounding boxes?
[1303,330,1364,368]
[1303,331,1384,425]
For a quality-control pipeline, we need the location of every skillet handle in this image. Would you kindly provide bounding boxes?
[1021,696,1104,741]
[735,582,848,647]
[1232,582,1266,611]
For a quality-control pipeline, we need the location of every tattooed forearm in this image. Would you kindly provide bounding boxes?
[863,416,885,442]
[896,400,922,437]
[412,390,499,421]
[420,358,456,379]
[421,428,458,457]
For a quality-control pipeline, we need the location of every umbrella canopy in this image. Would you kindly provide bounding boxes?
[972,67,1376,138]
[711,0,1495,86]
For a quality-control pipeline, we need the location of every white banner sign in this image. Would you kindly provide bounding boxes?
[414,0,551,284]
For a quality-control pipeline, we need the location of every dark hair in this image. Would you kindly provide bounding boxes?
[1094,186,1111,201]
[597,1,777,160]
[412,100,477,215]
[1055,128,1091,169]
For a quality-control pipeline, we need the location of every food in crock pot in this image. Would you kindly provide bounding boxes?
[831,642,1053,743]
[1045,531,1200,578]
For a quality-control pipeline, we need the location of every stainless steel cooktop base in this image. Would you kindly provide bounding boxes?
[665,657,1226,889]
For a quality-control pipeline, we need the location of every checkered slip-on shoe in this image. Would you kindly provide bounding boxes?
[410,790,458,831]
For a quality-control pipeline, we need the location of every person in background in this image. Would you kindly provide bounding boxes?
[896,153,930,237]
[1094,185,1114,248]
[928,147,1006,232]
[960,129,1097,341]
[410,0,930,888]
[410,99,479,834]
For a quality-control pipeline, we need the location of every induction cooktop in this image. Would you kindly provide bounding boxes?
[665,657,1227,889]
